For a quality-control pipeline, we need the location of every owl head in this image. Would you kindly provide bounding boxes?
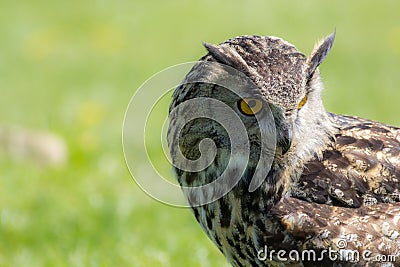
[168,32,336,202]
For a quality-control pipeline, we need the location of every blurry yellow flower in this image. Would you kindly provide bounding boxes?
[24,29,57,61]
[92,25,124,54]
[77,102,105,127]
[78,130,99,152]
[76,102,104,152]
[388,27,400,54]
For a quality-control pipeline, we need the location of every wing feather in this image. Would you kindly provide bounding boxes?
[273,114,400,265]
[272,197,400,265]
[292,114,400,207]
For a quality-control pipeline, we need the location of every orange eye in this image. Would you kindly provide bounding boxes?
[238,98,263,115]
[298,95,308,110]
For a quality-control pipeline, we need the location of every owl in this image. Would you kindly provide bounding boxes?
[167,32,400,266]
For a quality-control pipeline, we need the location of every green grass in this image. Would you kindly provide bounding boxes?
[1,0,400,266]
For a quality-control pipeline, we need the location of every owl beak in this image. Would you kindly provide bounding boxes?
[278,123,292,155]
[269,103,293,155]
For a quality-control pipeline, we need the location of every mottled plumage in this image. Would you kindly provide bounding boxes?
[167,33,400,266]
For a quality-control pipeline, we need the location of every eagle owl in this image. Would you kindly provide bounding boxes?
[167,32,400,266]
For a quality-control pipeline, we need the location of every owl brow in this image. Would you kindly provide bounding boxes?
[287,52,306,58]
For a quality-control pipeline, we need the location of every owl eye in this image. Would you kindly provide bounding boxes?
[298,95,308,110]
[238,98,263,115]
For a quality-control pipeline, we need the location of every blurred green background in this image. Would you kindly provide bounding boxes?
[1,0,399,266]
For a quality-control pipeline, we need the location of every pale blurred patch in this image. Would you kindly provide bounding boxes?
[0,127,68,166]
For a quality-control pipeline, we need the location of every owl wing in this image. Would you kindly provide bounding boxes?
[271,197,400,265]
[271,114,400,264]
[292,113,400,208]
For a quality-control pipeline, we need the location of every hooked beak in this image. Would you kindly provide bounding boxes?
[269,103,293,155]
[278,123,292,155]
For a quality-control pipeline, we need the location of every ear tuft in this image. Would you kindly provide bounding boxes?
[203,42,234,66]
[306,30,336,79]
